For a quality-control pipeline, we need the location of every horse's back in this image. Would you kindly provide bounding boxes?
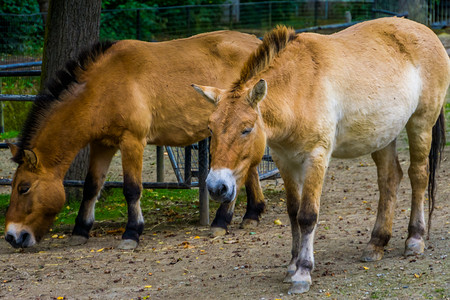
[84,32,260,146]
[286,18,449,158]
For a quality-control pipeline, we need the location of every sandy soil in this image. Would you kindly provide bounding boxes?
[0,32,448,300]
[0,144,448,299]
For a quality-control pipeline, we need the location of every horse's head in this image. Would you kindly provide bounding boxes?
[4,144,65,248]
[193,79,268,203]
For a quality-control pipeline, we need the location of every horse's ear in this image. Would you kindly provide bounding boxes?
[23,149,39,169]
[7,143,20,158]
[191,84,223,105]
[248,79,267,107]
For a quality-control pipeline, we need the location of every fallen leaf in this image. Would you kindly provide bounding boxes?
[96,248,105,252]
[106,228,125,234]
[224,240,239,244]
[414,273,421,278]
[51,234,58,239]
[363,266,369,270]
[274,219,282,225]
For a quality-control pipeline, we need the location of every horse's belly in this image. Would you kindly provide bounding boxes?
[332,104,415,159]
[330,65,421,159]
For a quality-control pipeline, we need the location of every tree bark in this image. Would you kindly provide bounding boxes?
[41,0,102,201]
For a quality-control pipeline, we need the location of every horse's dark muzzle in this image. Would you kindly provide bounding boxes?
[5,230,31,248]
[208,183,233,203]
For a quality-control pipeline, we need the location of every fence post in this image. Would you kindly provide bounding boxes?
[187,6,191,36]
[0,102,4,134]
[314,0,319,26]
[198,139,209,226]
[184,145,192,185]
[269,2,272,28]
[136,9,141,40]
[156,146,164,182]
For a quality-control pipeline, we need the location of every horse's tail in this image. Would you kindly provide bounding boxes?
[427,106,446,238]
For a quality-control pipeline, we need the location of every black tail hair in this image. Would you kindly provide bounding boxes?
[427,107,446,238]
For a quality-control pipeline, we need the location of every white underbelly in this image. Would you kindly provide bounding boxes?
[332,113,408,158]
[330,66,421,159]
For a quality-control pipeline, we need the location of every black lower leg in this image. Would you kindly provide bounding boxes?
[242,168,265,222]
[72,173,100,238]
[122,178,144,243]
[211,202,234,229]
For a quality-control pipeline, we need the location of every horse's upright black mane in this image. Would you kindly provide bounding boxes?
[230,25,297,96]
[12,40,116,163]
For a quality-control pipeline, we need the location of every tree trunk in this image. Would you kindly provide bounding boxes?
[41,0,102,201]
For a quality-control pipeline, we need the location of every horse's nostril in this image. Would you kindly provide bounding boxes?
[5,233,14,244]
[219,184,228,196]
[19,231,30,244]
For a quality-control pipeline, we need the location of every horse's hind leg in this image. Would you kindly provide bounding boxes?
[361,139,403,262]
[71,143,117,245]
[404,118,434,256]
[241,166,265,229]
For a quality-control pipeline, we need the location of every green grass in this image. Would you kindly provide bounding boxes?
[0,130,19,140]
[0,194,8,232]
[0,188,211,235]
[1,76,40,95]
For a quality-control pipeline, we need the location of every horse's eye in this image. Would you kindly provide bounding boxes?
[18,185,30,195]
[241,128,253,136]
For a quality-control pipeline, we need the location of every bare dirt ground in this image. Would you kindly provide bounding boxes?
[0,33,448,300]
[0,143,448,300]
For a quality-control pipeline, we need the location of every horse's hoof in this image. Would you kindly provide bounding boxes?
[68,235,88,246]
[117,239,138,250]
[240,218,258,229]
[404,237,424,256]
[283,271,294,283]
[210,227,227,237]
[360,244,384,262]
[288,281,311,294]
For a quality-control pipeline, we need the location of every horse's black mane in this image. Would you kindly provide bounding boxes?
[12,40,116,163]
[230,25,297,96]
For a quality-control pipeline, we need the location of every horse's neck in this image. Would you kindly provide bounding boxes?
[32,100,92,175]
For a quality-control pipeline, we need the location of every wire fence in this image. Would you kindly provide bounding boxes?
[0,0,448,183]
[2,1,447,97]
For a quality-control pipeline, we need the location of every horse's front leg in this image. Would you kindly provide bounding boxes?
[210,166,265,236]
[210,200,236,236]
[240,166,266,229]
[71,143,117,245]
[287,148,330,294]
[118,133,146,250]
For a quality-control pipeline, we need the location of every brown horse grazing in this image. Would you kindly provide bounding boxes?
[193,18,449,294]
[4,31,264,250]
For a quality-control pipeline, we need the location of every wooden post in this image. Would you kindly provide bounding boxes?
[198,139,209,226]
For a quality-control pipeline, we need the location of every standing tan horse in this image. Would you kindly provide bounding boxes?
[193,18,449,294]
[4,31,263,250]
